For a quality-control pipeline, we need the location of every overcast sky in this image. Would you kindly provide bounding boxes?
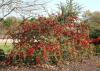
[76,0,100,11]
[47,0,100,13]
[2,0,100,18]
[23,0,100,16]
[24,0,100,11]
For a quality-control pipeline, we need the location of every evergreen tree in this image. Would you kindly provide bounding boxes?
[58,0,81,23]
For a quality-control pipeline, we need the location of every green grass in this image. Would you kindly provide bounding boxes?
[0,43,13,54]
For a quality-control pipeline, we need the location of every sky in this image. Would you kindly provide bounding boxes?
[24,0,100,10]
[74,0,100,11]
[46,0,100,13]
[1,0,100,18]
[23,0,100,16]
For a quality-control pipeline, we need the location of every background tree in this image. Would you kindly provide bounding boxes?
[57,0,81,24]
[0,0,21,20]
[0,0,49,38]
[83,11,100,54]
[0,0,49,20]
[83,11,100,38]
[0,0,21,36]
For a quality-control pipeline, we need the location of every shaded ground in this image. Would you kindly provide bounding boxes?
[0,56,99,71]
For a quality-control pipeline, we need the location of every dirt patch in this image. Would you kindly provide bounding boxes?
[0,56,99,71]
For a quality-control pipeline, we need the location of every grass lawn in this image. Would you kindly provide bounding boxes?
[0,43,13,54]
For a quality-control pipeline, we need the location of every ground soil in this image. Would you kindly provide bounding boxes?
[0,56,99,71]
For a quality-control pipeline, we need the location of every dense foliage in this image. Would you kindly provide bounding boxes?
[83,11,100,39]
[5,16,94,65]
[83,11,100,54]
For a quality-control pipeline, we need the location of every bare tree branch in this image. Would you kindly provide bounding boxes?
[3,8,15,18]
[0,0,51,20]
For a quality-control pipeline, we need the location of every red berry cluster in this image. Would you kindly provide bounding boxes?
[7,16,91,65]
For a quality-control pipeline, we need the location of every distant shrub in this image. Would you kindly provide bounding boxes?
[0,49,6,61]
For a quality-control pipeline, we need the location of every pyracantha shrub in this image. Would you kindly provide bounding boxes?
[6,16,93,65]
